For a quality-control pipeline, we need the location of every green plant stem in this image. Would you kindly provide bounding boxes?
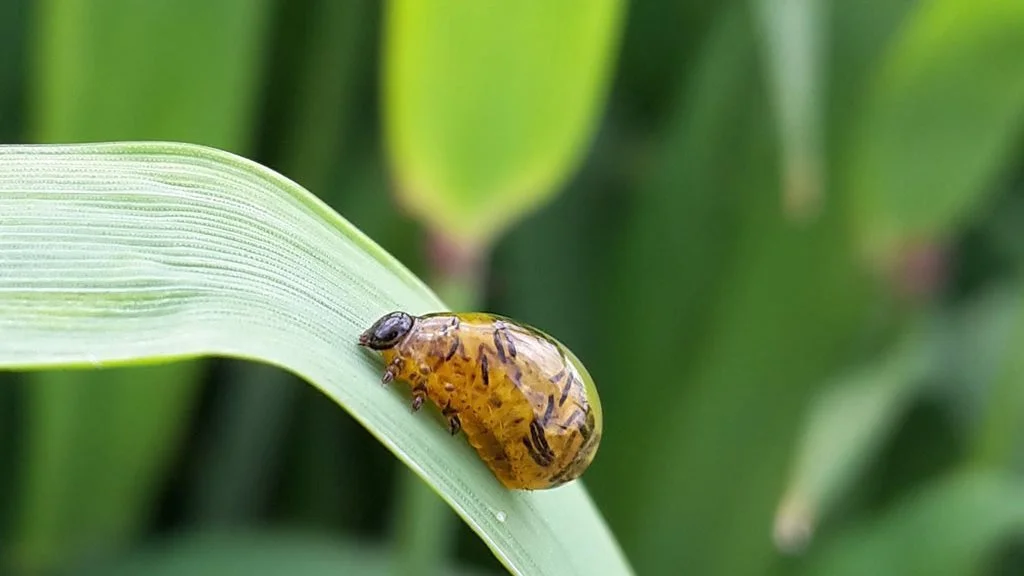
[393,231,485,576]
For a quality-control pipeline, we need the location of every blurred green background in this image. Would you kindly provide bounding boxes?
[3,0,1024,575]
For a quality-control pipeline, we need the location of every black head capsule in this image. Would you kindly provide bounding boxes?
[358,311,415,350]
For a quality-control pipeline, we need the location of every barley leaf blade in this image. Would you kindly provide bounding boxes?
[0,142,632,576]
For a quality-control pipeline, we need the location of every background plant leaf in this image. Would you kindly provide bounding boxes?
[601,7,870,573]
[775,283,1024,552]
[966,287,1024,470]
[846,0,1024,258]
[774,321,937,552]
[382,0,626,246]
[752,0,825,218]
[801,470,1024,576]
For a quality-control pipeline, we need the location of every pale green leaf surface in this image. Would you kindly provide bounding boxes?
[383,0,625,245]
[0,142,632,576]
[847,0,1024,257]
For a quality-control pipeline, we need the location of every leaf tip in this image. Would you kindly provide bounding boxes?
[774,491,816,555]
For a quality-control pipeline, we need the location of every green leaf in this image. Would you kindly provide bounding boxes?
[32,0,271,147]
[846,0,1024,258]
[14,365,203,569]
[964,287,1024,469]
[752,0,826,219]
[775,286,1024,551]
[802,470,1024,576]
[21,0,273,569]
[593,5,757,546]
[774,322,937,552]
[0,142,633,576]
[598,6,870,573]
[383,0,626,246]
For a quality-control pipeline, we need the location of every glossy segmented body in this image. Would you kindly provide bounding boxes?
[358,311,602,490]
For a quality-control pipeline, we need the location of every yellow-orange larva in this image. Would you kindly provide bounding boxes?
[358,311,603,490]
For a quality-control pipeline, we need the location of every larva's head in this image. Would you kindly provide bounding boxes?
[358,311,414,350]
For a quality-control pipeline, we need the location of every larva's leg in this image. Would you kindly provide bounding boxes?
[411,383,427,412]
[442,401,461,435]
[382,357,403,385]
[447,414,462,435]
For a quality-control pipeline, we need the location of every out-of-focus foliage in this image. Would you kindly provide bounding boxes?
[753,0,826,219]
[846,0,1024,259]
[70,530,494,576]
[0,0,1022,574]
[383,0,625,247]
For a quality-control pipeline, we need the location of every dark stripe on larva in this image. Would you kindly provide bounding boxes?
[444,337,460,361]
[509,365,523,388]
[522,436,551,467]
[543,394,555,425]
[521,437,542,466]
[550,467,572,484]
[550,438,588,484]
[538,444,554,465]
[529,419,543,448]
[562,408,585,430]
[503,330,517,358]
[558,374,574,407]
[583,411,597,440]
[530,420,555,461]
[493,330,507,363]
[549,368,566,384]
[550,457,578,484]
[480,353,489,387]
[540,431,554,459]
